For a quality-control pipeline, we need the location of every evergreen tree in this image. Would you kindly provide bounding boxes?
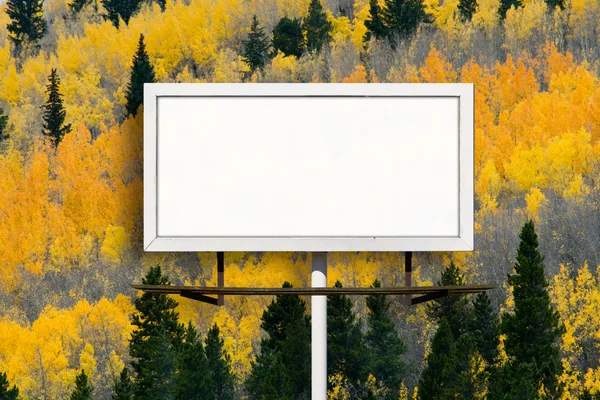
[174,322,212,400]
[544,0,564,9]
[70,369,94,400]
[328,281,366,385]
[0,108,9,144]
[129,266,184,400]
[246,282,311,399]
[453,334,485,400]
[302,0,332,52]
[112,367,134,400]
[458,0,478,21]
[272,16,304,58]
[418,318,457,400]
[381,0,430,40]
[469,292,500,366]
[364,0,388,41]
[498,0,521,19]
[426,261,471,340]
[496,220,565,398]
[242,15,270,75]
[125,34,156,118]
[42,69,71,148]
[101,0,140,27]
[205,323,235,400]
[6,0,47,54]
[365,279,407,400]
[0,372,18,400]
[69,0,90,13]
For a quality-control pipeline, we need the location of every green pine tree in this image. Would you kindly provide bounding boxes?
[205,323,235,400]
[381,0,430,40]
[6,0,47,54]
[544,0,564,9]
[426,261,471,340]
[302,0,332,52]
[498,0,521,19]
[101,0,140,27]
[0,108,9,144]
[112,367,134,400]
[453,334,486,400]
[125,34,156,118]
[0,372,18,400]
[174,322,212,400]
[129,265,184,400]
[365,279,407,400]
[458,0,478,21]
[68,0,90,13]
[496,220,565,398]
[42,69,71,148]
[469,292,500,366]
[70,369,94,400]
[245,282,311,399]
[418,318,457,400]
[242,15,271,75]
[272,16,304,58]
[328,281,366,385]
[364,0,388,41]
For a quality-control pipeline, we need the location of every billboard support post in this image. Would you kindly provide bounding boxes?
[311,252,327,400]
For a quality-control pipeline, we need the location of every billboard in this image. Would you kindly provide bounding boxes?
[144,83,473,252]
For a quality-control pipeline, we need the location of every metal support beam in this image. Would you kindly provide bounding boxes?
[404,251,412,305]
[311,252,327,400]
[217,252,224,306]
[411,289,449,306]
[180,290,219,305]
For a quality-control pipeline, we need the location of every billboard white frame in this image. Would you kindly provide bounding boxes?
[144,83,474,252]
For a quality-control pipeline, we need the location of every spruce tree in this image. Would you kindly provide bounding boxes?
[381,0,430,39]
[272,16,304,58]
[364,0,388,41]
[365,279,407,400]
[125,34,156,118]
[70,369,94,400]
[426,261,471,340]
[6,0,47,54]
[42,69,71,148]
[112,367,134,400]
[246,282,311,399]
[453,334,485,400]
[174,322,212,400]
[469,292,500,366]
[458,0,478,21]
[205,323,235,400]
[101,0,140,27]
[242,15,270,74]
[498,0,521,19]
[328,281,366,385]
[498,220,565,398]
[0,108,9,143]
[418,318,457,400]
[0,372,18,400]
[302,0,332,53]
[69,0,89,13]
[129,265,184,400]
[544,0,564,9]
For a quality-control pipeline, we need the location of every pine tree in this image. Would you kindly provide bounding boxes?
[418,318,457,400]
[112,367,134,400]
[381,0,430,40]
[125,34,156,118]
[174,322,212,400]
[426,261,471,340]
[101,0,140,27]
[129,265,184,400]
[205,324,235,400]
[42,69,71,148]
[364,0,388,41]
[498,0,521,19]
[245,282,311,399]
[242,15,270,75]
[497,220,565,398]
[0,372,18,400]
[0,108,9,143]
[453,335,486,400]
[272,16,304,58]
[458,0,478,21]
[544,0,564,9]
[69,0,90,13]
[328,281,366,385]
[469,292,500,366]
[71,369,94,400]
[302,0,332,52]
[365,279,407,400]
[6,0,47,54]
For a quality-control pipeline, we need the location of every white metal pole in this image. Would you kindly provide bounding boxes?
[311,252,327,400]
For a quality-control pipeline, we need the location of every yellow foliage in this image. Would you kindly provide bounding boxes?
[525,187,547,220]
[419,46,458,83]
[101,226,130,263]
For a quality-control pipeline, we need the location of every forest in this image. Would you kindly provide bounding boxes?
[0,0,600,398]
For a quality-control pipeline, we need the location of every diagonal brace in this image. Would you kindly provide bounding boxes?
[411,289,449,306]
[180,290,219,305]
